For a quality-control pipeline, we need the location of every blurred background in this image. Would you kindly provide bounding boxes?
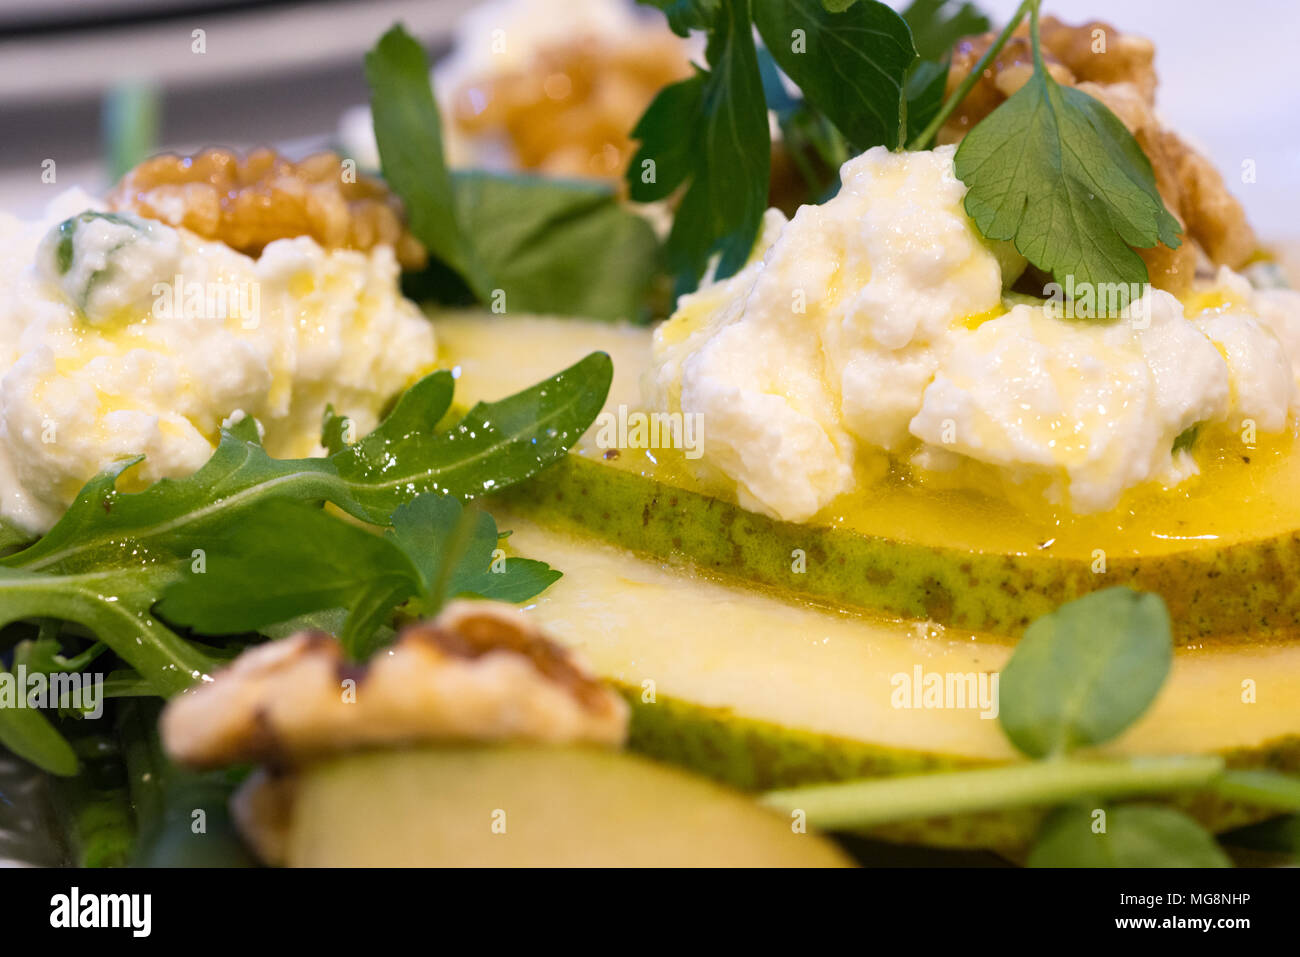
[0,0,1296,230]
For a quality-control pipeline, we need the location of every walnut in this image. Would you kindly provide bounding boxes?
[939,17,1254,292]
[107,148,427,269]
[161,600,628,770]
[449,33,691,186]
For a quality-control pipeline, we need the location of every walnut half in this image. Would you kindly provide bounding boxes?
[161,600,628,771]
[107,147,427,269]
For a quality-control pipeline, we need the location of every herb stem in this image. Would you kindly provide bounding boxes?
[1208,769,1300,812]
[905,0,1038,152]
[759,755,1224,831]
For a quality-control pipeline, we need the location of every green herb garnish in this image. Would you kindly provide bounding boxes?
[940,0,1182,291]
[901,0,990,61]
[630,0,771,291]
[762,587,1300,866]
[155,495,559,659]
[998,588,1172,758]
[366,25,658,321]
[631,0,921,291]
[753,0,915,154]
[0,354,611,772]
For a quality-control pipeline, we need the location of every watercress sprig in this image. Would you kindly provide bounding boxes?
[761,588,1300,867]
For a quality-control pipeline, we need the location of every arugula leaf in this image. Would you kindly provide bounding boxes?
[158,495,560,658]
[1028,804,1231,868]
[901,0,991,61]
[366,26,658,321]
[753,0,917,152]
[0,694,79,776]
[333,351,613,523]
[388,495,561,613]
[154,498,420,655]
[365,25,476,291]
[629,0,769,291]
[953,4,1182,291]
[997,588,1172,759]
[0,356,609,769]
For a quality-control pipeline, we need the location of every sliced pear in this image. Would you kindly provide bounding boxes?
[433,311,1300,643]
[498,515,1300,848]
[285,746,851,867]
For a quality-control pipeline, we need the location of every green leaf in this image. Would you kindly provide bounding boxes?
[154,498,421,650]
[638,0,721,36]
[320,404,352,456]
[1,359,607,688]
[1028,804,1231,867]
[904,57,950,145]
[333,352,613,524]
[1209,768,1300,813]
[954,61,1182,292]
[388,495,561,612]
[0,698,79,776]
[160,494,560,658]
[998,588,1172,759]
[367,26,659,321]
[627,70,709,204]
[629,0,770,291]
[901,0,991,61]
[445,172,659,322]
[753,0,917,152]
[365,25,477,291]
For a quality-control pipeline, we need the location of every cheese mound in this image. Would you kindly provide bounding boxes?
[650,146,1300,521]
[0,190,437,535]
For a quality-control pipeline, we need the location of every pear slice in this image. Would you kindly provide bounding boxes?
[434,311,1300,644]
[284,746,851,867]
[496,514,1300,849]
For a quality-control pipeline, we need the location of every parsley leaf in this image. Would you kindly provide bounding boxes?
[753,0,917,152]
[953,5,1182,291]
[629,0,769,291]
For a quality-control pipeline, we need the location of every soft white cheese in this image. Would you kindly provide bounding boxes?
[0,191,437,535]
[650,146,1300,521]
